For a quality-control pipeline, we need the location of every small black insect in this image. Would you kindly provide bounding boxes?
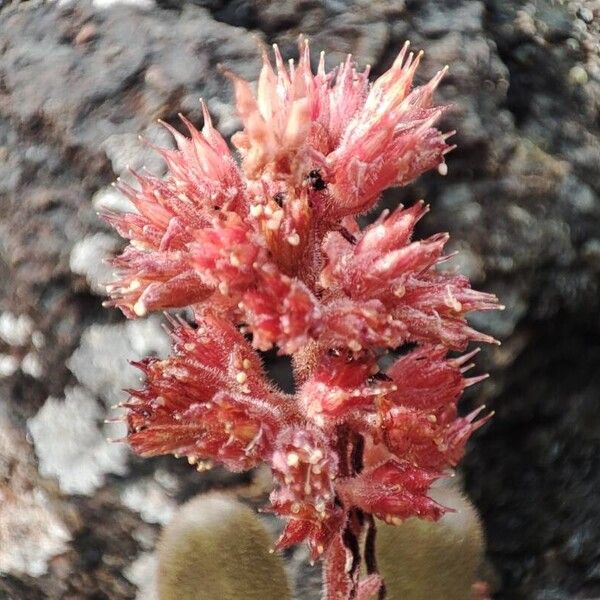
[370,372,393,382]
[307,169,327,191]
[273,191,285,206]
[367,372,393,386]
[339,227,357,245]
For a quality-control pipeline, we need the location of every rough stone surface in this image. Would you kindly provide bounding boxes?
[124,552,159,600]
[0,410,72,579]
[27,386,129,495]
[0,0,599,598]
[67,317,170,409]
[120,477,177,525]
[69,232,121,296]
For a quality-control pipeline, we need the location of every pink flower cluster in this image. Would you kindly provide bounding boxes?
[105,41,499,599]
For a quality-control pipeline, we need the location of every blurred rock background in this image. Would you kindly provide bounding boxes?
[0,0,599,598]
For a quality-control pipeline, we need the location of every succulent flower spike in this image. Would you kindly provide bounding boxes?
[336,460,445,524]
[104,39,501,600]
[321,200,500,350]
[300,350,397,425]
[229,39,451,220]
[124,313,297,471]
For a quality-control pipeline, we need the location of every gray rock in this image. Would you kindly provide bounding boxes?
[69,232,121,295]
[0,412,71,578]
[414,1,484,36]
[0,312,34,347]
[67,317,170,409]
[577,7,594,24]
[124,552,159,600]
[0,1,261,151]
[27,386,129,495]
[120,478,176,525]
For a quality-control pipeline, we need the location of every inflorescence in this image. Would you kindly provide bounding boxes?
[104,40,500,600]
